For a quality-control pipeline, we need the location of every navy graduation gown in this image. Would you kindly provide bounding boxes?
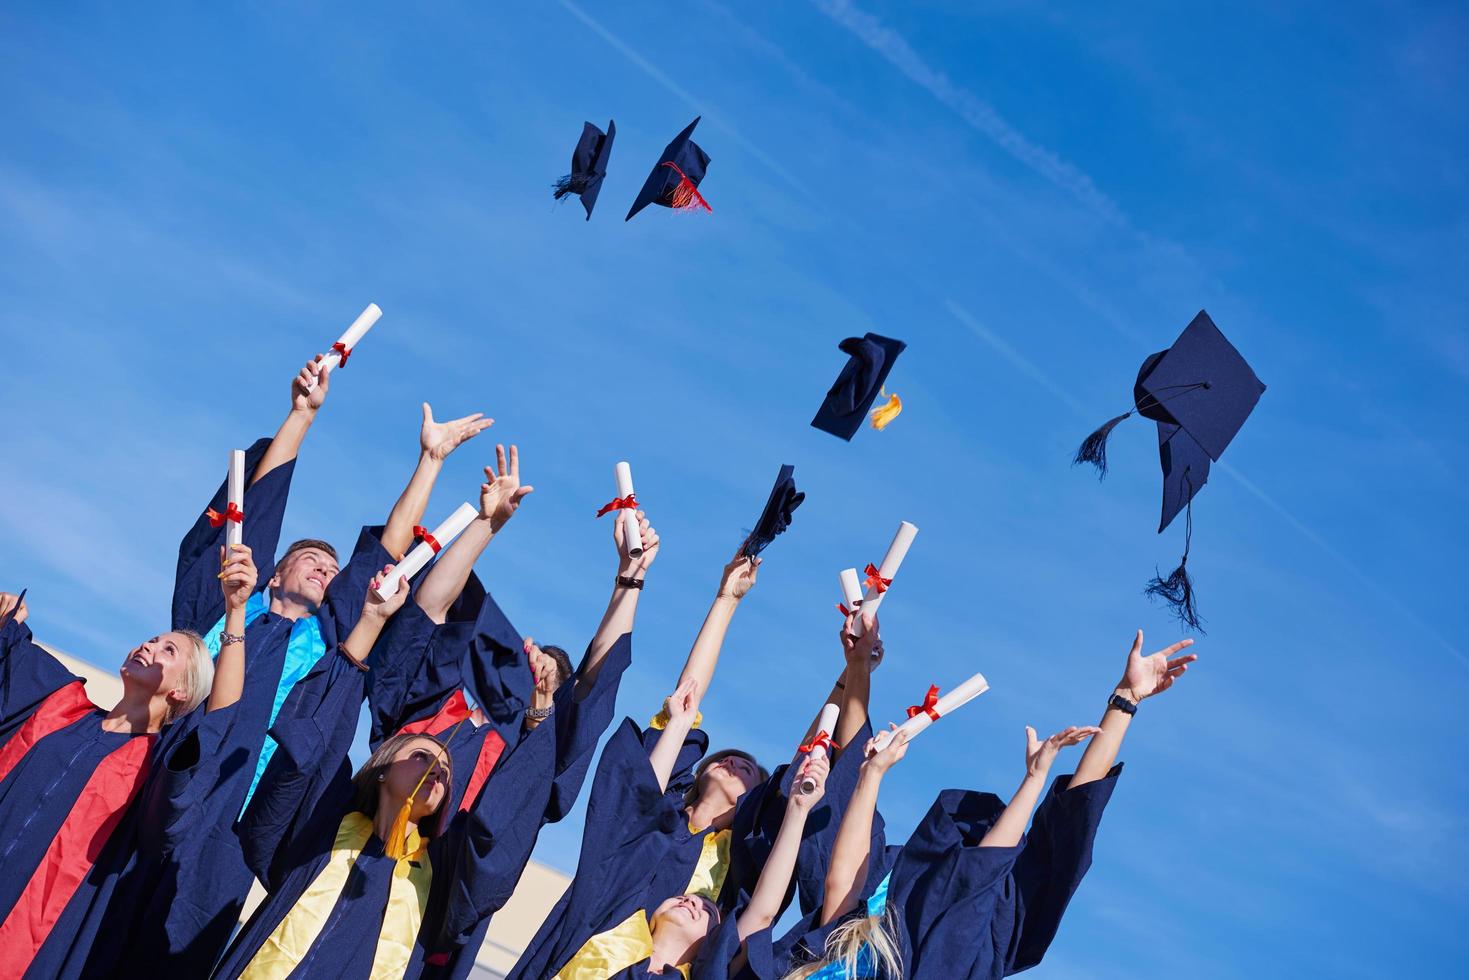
[172,436,295,635]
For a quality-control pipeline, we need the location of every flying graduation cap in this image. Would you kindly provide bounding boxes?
[1073,310,1265,631]
[553,120,616,220]
[626,117,712,220]
[811,333,908,441]
[741,464,805,558]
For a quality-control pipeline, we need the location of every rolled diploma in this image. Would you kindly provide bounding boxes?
[838,568,863,610]
[225,449,246,550]
[853,521,918,637]
[871,671,989,752]
[799,702,841,795]
[614,461,643,559]
[306,303,382,390]
[372,502,477,600]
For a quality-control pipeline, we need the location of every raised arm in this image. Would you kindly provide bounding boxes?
[673,545,759,695]
[738,752,830,940]
[978,725,1102,848]
[648,678,700,793]
[413,443,532,624]
[208,544,258,711]
[575,508,659,696]
[379,403,494,560]
[821,727,908,926]
[251,356,329,485]
[1072,630,1196,787]
[340,566,411,666]
[834,611,880,750]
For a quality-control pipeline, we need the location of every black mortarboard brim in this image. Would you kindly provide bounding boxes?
[741,465,805,558]
[810,333,908,441]
[553,120,616,220]
[1134,310,1266,461]
[626,117,712,221]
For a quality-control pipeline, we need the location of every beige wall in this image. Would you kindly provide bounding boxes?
[48,647,568,978]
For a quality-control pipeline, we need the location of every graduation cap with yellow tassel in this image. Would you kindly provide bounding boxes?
[811,333,907,441]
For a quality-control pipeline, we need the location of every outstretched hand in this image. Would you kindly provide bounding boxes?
[1025,725,1102,777]
[218,544,259,612]
[291,355,330,412]
[663,676,700,727]
[421,403,494,462]
[717,545,760,602]
[364,565,409,620]
[616,509,660,574]
[0,592,28,627]
[862,724,910,773]
[1118,630,1197,703]
[791,750,831,809]
[480,444,535,531]
[840,611,881,670]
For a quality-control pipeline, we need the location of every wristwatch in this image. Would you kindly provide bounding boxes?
[615,575,645,590]
[525,705,554,721]
[1107,692,1138,716]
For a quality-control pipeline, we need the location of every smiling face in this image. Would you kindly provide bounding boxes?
[270,546,339,608]
[118,631,199,713]
[381,735,451,821]
[650,893,720,954]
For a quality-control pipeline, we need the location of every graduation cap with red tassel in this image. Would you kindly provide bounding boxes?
[1072,310,1266,632]
[626,116,712,220]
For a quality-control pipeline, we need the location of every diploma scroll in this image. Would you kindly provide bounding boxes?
[798,702,841,795]
[305,303,382,391]
[614,461,643,559]
[838,568,863,613]
[371,502,478,600]
[870,671,989,752]
[852,521,918,637]
[225,449,246,550]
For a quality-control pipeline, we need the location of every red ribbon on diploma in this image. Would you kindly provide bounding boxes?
[595,494,637,518]
[798,730,839,754]
[836,602,854,618]
[207,503,244,528]
[906,685,942,722]
[332,340,353,367]
[864,563,892,594]
[413,525,442,553]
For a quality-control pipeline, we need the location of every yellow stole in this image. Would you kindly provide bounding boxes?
[240,811,433,980]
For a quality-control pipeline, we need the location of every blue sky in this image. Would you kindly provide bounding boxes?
[1,1,1465,975]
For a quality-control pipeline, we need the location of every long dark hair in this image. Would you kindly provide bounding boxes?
[351,732,455,839]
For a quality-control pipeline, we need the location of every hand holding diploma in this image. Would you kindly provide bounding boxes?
[853,521,918,637]
[303,303,381,392]
[870,670,990,752]
[222,449,246,550]
[790,749,830,808]
[597,461,643,559]
[798,702,841,794]
[372,503,478,600]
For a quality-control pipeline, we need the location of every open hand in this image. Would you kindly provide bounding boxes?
[1117,630,1196,703]
[218,544,258,612]
[291,355,330,412]
[480,444,535,531]
[1025,725,1102,777]
[616,509,660,574]
[421,403,493,462]
[364,565,409,619]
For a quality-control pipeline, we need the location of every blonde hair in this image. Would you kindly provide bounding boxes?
[782,909,903,980]
[169,630,213,722]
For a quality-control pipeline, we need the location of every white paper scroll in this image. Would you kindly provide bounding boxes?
[614,461,643,559]
[225,449,246,550]
[871,671,989,752]
[799,702,841,795]
[305,303,382,391]
[838,568,863,611]
[371,502,477,600]
[852,521,918,637]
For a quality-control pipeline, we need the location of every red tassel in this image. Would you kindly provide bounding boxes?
[661,162,712,213]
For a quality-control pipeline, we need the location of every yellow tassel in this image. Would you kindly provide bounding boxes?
[869,392,903,430]
[383,799,414,859]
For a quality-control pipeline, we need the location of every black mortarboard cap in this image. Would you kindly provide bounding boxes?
[1073,310,1265,630]
[741,465,804,558]
[810,333,908,441]
[553,120,616,220]
[626,117,712,221]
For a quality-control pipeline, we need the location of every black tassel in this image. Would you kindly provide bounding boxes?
[552,174,591,200]
[1145,557,1204,633]
[1072,412,1132,479]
